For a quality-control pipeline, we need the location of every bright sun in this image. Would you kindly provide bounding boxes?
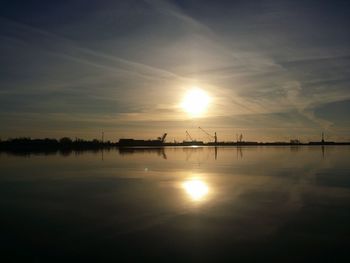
[181,88,210,117]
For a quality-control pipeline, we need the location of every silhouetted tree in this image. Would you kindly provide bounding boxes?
[59,137,72,144]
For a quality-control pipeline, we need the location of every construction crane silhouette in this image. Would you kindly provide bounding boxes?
[185,130,193,141]
[198,127,217,144]
[157,133,167,143]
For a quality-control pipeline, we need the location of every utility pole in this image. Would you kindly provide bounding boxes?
[186,131,193,141]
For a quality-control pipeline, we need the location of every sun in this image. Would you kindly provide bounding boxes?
[181,88,210,117]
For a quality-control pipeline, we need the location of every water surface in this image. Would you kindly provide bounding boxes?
[1,146,350,262]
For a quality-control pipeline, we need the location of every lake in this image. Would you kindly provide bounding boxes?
[1,146,350,262]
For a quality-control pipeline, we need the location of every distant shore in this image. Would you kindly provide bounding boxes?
[1,137,349,155]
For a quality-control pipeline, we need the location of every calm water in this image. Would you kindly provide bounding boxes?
[1,146,350,262]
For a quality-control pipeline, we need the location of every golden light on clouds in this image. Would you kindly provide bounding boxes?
[181,87,211,117]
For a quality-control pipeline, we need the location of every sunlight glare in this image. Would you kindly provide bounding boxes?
[183,179,209,201]
[181,88,210,117]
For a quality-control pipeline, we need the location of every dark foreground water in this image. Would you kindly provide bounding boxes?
[1,146,350,262]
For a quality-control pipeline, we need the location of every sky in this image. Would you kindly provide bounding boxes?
[1,0,350,142]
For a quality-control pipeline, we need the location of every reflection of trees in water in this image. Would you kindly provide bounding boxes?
[0,137,115,157]
[2,145,330,160]
[290,145,300,152]
[118,148,167,159]
[1,148,111,157]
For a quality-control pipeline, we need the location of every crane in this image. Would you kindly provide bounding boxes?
[185,130,193,141]
[198,127,217,144]
[157,133,167,143]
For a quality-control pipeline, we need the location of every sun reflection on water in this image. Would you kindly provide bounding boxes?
[183,179,209,201]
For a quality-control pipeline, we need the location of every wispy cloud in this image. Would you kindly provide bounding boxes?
[0,0,349,140]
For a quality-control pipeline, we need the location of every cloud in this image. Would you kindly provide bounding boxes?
[0,0,349,140]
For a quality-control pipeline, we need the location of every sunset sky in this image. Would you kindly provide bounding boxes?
[1,0,350,142]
